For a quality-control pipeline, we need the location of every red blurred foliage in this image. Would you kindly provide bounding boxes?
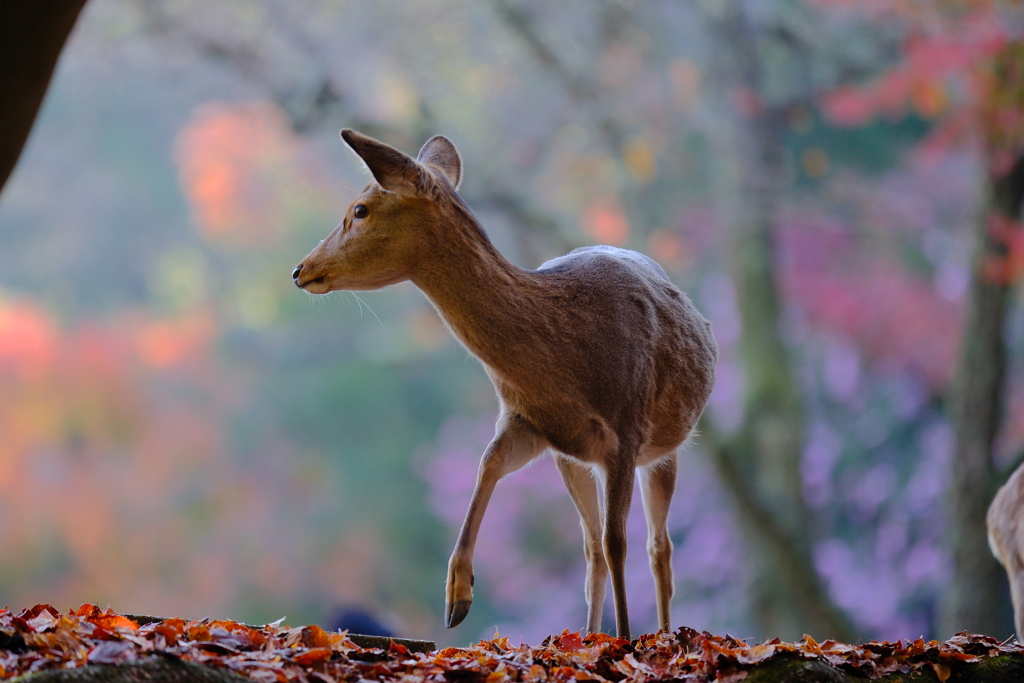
[822,21,1003,126]
[818,2,1012,158]
[0,301,57,381]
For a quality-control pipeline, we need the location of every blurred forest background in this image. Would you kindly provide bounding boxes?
[3,0,1024,649]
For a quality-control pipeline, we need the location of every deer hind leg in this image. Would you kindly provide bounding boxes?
[604,454,638,640]
[556,455,608,634]
[639,453,677,632]
[446,412,546,628]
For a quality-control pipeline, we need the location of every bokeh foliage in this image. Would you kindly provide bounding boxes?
[1,0,1024,648]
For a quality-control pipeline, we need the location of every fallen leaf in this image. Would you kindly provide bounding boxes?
[931,661,952,682]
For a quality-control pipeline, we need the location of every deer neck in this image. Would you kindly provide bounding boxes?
[411,214,539,371]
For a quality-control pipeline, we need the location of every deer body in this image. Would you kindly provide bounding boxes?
[988,462,1024,642]
[293,130,717,639]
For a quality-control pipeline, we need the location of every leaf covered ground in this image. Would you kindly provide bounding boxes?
[1,604,1022,682]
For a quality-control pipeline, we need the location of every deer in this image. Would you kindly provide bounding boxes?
[988,461,1024,642]
[292,129,717,639]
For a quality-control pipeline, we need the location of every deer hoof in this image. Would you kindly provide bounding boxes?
[446,599,472,628]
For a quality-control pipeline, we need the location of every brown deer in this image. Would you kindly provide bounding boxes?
[988,461,1024,642]
[292,130,717,639]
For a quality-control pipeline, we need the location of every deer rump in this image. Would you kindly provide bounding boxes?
[293,129,717,639]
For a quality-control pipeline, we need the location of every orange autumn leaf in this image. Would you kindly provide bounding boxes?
[87,614,139,632]
[291,647,333,665]
[69,604,101,618]
[556,631,585,652]
[300,624,330,649]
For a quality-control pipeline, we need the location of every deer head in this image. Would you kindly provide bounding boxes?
[292,129,462,293]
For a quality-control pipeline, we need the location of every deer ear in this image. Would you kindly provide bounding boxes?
[341,129,426,197]
[417,135,462,190]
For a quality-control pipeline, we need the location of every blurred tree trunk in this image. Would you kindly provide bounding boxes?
[939,42,1024,639]
[710,110,856,642]
[0,0,88,196]
[703,5,857,643]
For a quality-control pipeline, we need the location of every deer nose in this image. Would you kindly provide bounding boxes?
[292,264,303,281]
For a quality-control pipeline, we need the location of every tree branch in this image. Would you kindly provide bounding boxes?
[0,0,88,196]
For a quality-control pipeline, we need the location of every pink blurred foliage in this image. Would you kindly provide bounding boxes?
[687,142,977,638]
[773,155,971,639]
[697,272,745,434]
[831,152,977,242]
[0,295,341,620]
[802,408,956,640]
[674,203,724,258]
[776,211,961,392]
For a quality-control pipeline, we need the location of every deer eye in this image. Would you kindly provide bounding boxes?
[353,204,368,219]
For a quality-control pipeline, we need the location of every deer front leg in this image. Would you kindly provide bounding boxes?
[603,456,637,640]
[639,454,677,632]
[446,413,546,628]
[555,455,607,634]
